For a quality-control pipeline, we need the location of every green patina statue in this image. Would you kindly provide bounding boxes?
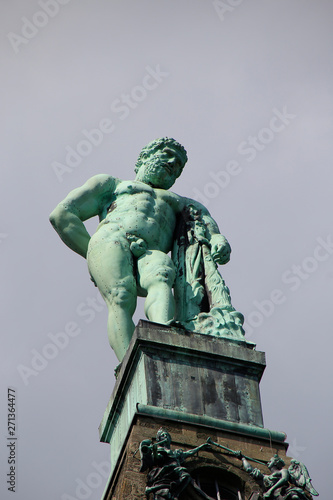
[208,439,318,499]
[50,138,244,362]
[139,428,213,500]
[238,453,319,499]
[138,435,319,500]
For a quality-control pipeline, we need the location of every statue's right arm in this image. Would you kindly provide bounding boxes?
[49,174,117,258]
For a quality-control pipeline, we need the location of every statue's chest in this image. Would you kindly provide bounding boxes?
[100,182,170,221]
[114,181,156,199]
[102,181,158,219]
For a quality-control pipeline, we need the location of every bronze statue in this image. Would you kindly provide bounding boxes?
[236,452,318,499]
[139,428,213,500]
[50,137,243,362]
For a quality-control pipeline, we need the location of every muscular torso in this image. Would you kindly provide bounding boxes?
[95,180,183,253]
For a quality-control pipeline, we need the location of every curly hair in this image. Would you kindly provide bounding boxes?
[135,137,188,174]
[156,427,171,443]
[269,454,285,469]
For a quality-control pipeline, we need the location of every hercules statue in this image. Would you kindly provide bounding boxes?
[50,138,240,362]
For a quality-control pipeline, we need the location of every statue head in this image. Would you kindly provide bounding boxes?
[156,427,172,448]
[267,454,285,471]
[135,137,188,189]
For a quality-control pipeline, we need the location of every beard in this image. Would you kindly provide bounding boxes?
[137,156,176,189]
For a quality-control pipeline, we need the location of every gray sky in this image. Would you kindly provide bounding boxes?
[1,1,332,498]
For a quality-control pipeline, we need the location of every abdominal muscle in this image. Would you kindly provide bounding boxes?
[90,189,177,253]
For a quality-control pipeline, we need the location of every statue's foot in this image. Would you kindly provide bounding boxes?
[167,319,185,329]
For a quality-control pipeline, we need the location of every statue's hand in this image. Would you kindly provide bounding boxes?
[251,468,262,480]
[210,234,231,265]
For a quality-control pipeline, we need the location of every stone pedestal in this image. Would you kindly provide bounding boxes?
[99,321,287,499]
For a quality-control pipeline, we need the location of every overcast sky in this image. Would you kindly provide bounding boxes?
[1,1,332,499]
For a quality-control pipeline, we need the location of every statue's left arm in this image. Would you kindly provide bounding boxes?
[183,198,231,265]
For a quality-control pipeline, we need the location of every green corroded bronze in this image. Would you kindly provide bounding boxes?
[139,428,213,500]
[201,440,319,499]
[172,203,244,339]
[236,452,319,499]
[206,437,267,466]
[99,322,280,479]
[50,138,244,362]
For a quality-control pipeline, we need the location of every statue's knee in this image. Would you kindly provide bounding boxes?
[108,286,135,308]
[158,265,176,286]
[145,264,176,289]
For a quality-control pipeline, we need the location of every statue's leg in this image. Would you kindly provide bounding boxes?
[137,251,175,324]
[87,234,137,361]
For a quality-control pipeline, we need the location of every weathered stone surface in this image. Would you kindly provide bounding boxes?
[99,321,285,489]
[103,415,288,500]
